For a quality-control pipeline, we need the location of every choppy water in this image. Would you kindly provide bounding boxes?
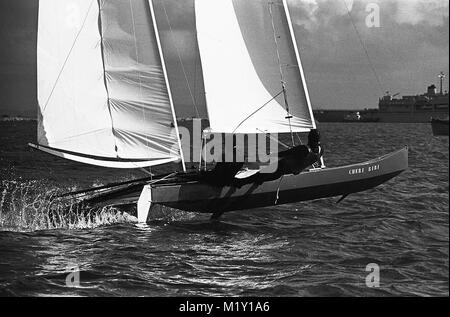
[0,121,448,296]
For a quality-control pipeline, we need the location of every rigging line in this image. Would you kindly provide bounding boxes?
[132,162,155,177]
[275,175,284,204]
[296,132,303,145]
[342,0,384,94]
[203,133,208,171]
[193,0,200,114]
[46,128,109,143]
[129,0,150,156]
[232,90,284,134]
[193,46,198,112]
[146,172,177,185]
[269,2,295,147]
[161,1,200,118]
[70,172,178,201]
[98,1,119,157]
[269,3,286,93]
[42,0,95,113]
[199,134,205,172]
[256,129,290,149]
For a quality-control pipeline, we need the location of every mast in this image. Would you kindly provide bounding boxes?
[148,0,186,172]
[269,2,295,147]
[283,0,325,167]
[282,0,317,130]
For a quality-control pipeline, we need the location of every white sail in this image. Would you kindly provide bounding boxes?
[37,0,181,168]
[195,0,315,134]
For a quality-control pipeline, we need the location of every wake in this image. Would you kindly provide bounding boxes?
[0,180,137,232]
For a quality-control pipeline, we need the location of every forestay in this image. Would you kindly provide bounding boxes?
[37,0,182,168]
[195,0,316,134]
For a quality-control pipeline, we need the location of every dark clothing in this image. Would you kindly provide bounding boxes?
[204,129,323,187]
[233,144,321,187]
[204,162,244,186]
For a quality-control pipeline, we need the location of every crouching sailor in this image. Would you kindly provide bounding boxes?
[233,129,324,187]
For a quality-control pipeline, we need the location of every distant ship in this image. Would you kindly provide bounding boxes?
[374,72,449,123]
[343,111,379,122]
[431,117,449,136]
[314,73,449,123]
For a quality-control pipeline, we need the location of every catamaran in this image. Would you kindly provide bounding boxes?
[31,0,408,222]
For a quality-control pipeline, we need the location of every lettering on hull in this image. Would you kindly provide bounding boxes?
[349,164,380,175]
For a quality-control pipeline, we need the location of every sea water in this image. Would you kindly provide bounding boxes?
[0,121,448,296]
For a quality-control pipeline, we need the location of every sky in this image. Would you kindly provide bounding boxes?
[0,0,448,117]
[289,0,449,109]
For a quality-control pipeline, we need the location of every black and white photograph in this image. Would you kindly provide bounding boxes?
[0,0,448,301]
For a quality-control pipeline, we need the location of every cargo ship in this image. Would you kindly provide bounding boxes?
[314,72,449,123]
[375,72,449,123]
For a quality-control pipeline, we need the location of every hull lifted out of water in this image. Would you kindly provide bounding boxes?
[34,1,409,223]
[82,147,408,222]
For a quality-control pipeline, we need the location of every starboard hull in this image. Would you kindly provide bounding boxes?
[152,147,408,213]
[87,147,408,215]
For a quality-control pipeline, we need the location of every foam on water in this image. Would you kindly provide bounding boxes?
[0,180,138,232]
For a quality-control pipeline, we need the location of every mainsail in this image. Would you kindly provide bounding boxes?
[195,0,316,134]
[36,0,183,168]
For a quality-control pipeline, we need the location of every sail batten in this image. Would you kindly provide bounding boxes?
[195,0,314,134]
[37,0,182,168]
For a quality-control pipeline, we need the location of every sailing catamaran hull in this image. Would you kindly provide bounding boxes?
[153,147,408,213]
[88,147,408,216]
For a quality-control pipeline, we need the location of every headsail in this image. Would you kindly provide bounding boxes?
[195,0,316,134]
[37,0,182,168]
